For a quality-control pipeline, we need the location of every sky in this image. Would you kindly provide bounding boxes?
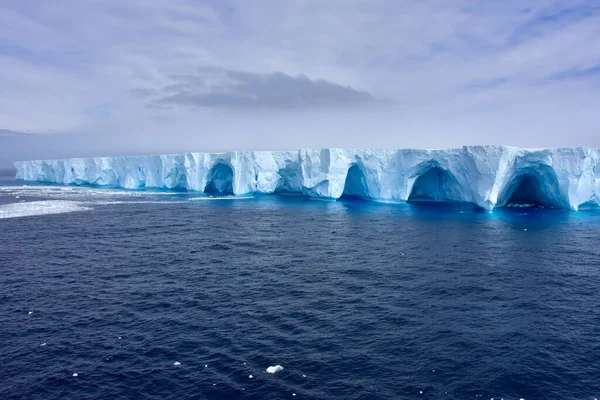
[1,0,600,167]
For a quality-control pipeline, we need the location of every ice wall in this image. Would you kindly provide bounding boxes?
[14,146,600,211]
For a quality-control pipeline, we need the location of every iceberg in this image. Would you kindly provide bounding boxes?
[14,146,600,211]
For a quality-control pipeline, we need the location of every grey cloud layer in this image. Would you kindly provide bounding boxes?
[139,68,383,109]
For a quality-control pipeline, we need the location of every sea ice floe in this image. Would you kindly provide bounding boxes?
[73,373,78,377]
[0,200,90,219]
[174,361,181,366]
[248,375,253,378]
[266,365,284,374]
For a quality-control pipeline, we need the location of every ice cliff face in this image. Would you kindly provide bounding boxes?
[14,146,600,211]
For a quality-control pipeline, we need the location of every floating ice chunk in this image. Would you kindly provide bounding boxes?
[293,394,296,396]
[302,374,306,378]
[266,365,284,374]
[118,336,121,339]
[524,229,528,231]
[174,361,181,366]
[419,391,423,394]
[28,311,33,315]
[205,364,208,368]
[40,343,46,346]
[73,373,78,377]
[248,375,253,378]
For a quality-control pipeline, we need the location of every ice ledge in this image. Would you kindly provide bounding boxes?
[14,145,600,211]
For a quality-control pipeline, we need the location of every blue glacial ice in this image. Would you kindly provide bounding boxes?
[14,146,600,211]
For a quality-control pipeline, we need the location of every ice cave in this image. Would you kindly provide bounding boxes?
[497,167,565,208]
[339,164,370,200]
[407,167,463,204]
[203,163,234,195]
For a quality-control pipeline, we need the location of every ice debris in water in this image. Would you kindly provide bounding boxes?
[249,375,253,379]
[266,365,284,374]
[28,311,33,315]
[293,394,296,397]
[73,373,78,377]
[205,364,208,368]
[40,343,46,346]
[174,362,181,366]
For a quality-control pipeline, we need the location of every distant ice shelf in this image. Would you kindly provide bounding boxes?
[14,146,600,211]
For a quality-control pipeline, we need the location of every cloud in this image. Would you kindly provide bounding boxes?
[144,67,383,110]
[1,0,600,163]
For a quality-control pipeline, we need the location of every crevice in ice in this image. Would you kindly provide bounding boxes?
[164,166,187,191]
[497,167,564,208]
[274,164,303,194]
[407,166,463,204]
[204,163,234,195]
[339,164,370,200]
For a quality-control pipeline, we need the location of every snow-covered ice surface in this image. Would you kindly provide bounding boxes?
[14,146,600,211]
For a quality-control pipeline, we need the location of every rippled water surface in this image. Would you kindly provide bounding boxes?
[1,179,600,399]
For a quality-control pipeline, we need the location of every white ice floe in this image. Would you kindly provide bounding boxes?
[174,362,181,366]
[0,200,90,219]
[248,375,253,379]
[266,365,284,374]
[40,343,46,346]
[72,373,78,377]
[28,311,33,315]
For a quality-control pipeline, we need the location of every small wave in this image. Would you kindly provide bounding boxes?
[0,200,91,219]
[188,195,253,201]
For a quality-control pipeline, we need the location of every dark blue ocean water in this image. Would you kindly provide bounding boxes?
[1,180,600,399]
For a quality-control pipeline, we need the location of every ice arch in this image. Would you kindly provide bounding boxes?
[407,166,463,203]
[496,166,564,208]
[204,163,234,195]
[339,164,370,200]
